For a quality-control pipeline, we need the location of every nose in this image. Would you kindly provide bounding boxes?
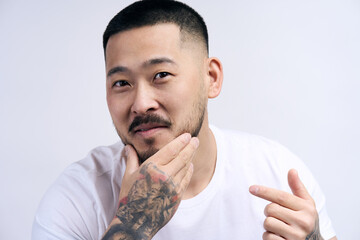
[130,83,159,115]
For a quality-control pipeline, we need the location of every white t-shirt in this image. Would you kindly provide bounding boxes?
[32,126,336,239]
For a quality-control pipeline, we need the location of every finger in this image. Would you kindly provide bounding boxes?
[119,145,140,201]
[177,163,194,195]
[123,145,140,176]
[172,158,193,186]
[165,137,199,176]
[152,133,191,165]
[263,217,292,239]
[264,203,296,225]
[262,231,285,240]
[249,185,303,210]
[288,169,312,200]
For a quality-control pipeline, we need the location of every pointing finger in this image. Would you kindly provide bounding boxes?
[165,137,199,177]
[119,145,140,200]
[151,133,191,165]
[177,163,194,195]
[249,185,304,211]
[123,145,140,176]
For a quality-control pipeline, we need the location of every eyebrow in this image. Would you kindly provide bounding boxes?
[107,57,177,78]
[107,66,129,78]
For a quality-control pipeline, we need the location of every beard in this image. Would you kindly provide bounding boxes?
[115,90,207,164]
[138,111,205,163]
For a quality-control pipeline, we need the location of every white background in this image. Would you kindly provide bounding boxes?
[1,0,359,239]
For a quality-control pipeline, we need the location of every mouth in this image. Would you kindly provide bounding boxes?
[128,114,172,139]
[133,123,168,137]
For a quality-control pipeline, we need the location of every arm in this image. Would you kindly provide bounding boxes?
[102,133,199,240]
[249,169,337,240]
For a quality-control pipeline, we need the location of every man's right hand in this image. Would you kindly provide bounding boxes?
[102,133,199,240]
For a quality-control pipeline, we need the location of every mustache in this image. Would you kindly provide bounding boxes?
[128,114,172,133]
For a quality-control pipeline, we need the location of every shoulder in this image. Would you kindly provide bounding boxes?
[66,141,124,176]
[211,125,296,161]
[32,141,125,239]
[211,125,311,187]
[55,141,126,193]
[212,125,322,199]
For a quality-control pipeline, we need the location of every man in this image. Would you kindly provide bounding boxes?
[32,0,337,239]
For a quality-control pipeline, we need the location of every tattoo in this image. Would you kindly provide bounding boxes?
[102,162,180,240]
[306,219,324,240]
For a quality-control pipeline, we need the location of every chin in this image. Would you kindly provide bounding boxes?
[134,134,176,163]
[137,134,172,151]
[137,147,159,164]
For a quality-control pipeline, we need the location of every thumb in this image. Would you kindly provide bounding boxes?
[123,145,140,176]
[288,169,312,200]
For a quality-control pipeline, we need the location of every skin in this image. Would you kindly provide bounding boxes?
[101,23,336,239]
[250,169,337,240]
[102,23,223,239]
[102,133,199,240]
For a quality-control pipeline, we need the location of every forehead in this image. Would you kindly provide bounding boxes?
[105,24,183,66]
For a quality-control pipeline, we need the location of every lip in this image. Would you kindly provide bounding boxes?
[133,123,168,138]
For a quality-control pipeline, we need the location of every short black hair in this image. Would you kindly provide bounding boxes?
[103,0,208,55]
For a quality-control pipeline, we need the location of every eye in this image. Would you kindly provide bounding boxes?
[112,80,129,87]
[154,72,170,79]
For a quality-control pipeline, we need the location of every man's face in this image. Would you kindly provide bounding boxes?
[105,24,208,163]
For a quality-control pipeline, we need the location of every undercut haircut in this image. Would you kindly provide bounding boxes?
[103,0,209,56]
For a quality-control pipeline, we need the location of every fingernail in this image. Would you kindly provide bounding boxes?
[192,137,199,148]
[182,133,191,142]
[249,185,259,194]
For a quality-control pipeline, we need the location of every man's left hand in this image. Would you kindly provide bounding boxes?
[249,169,323,240]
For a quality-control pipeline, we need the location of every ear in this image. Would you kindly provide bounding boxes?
[206,57,223,99]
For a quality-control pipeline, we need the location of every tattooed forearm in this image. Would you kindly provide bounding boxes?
[306,219,324,240]
[102,162,180,240]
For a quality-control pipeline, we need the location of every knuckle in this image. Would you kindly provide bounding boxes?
[309,205,318,217]
[264,203,277,217]
[174,181,182,194]
[145,161,157,170]
[178,148,195,165]
[304,222,315,234]
[183,143,197,158]
[167,146,179,159]
[263,217,273,230]
[176,154,189,169]
[262,231,274,240]
[262,231,277,240]
[177,175,191,194]
[297,215,313,233]
[182,148,193,160]
[308,197,316,205]
[142,162,169,179]
[293,230,306,239]
[276,192,289,205]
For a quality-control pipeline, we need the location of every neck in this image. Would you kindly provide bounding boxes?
[182,116,217,199]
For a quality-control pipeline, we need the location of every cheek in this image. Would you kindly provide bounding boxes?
[107,95,128,122]
[161,83,197,116]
